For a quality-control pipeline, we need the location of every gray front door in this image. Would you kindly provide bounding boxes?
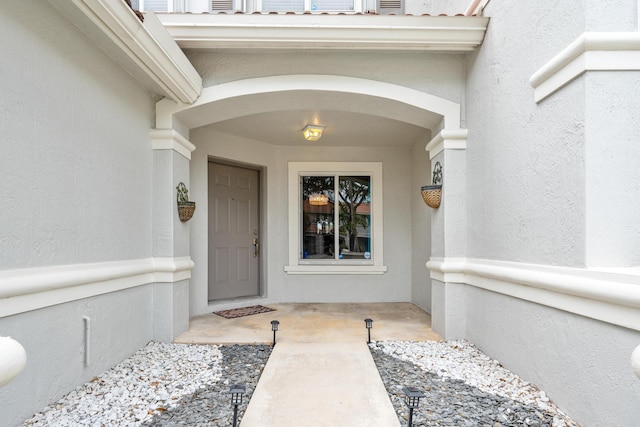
[208,162,260,301]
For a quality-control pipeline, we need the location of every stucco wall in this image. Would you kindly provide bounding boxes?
[584,72,640,267]
[0,286,154,427]
[0,2,156,425]
[466,287,640,426]
[0,1,154,270]
[464,0,586,266]
[189,128,419,315]
[410,135,432,313]
[462,0,640,424]
[185,50,465,107]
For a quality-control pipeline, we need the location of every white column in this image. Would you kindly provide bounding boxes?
[151,128,196,341]
[425,129,468,340]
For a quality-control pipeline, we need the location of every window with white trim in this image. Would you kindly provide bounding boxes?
[285,162,387,275]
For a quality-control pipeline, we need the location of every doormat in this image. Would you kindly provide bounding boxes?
[214,305,275,319]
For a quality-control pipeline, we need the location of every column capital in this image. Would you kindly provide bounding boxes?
[425,129,468,160]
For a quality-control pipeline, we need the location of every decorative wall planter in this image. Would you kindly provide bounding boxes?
[421,161,443,209]
[421,185,442,208]
[176,182,196,222]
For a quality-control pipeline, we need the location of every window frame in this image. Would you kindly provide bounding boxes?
[285,162,387,275]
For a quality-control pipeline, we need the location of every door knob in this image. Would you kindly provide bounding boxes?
[252,238,259,257]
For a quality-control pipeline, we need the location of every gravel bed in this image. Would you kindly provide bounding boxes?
[370,340,580,427]
[21,340,579,427]
[22,342,271,427]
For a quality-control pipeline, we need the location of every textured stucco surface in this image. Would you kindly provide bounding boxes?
[464,0,586,266]
[465,286,640,426]
[461,0,640,424]
[0,2,159,425]
[0,285,154,427]
[0,1,154,270]
[186,50,465,106]
[410,135,432,313]
[584,72,640,267]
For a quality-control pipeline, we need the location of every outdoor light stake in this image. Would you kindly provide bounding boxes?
[271,320,279,346]
[402,386,425,427]
[229,384,246,427]
[364,318,373,343]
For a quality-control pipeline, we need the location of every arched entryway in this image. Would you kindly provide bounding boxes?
[154,74,466,318]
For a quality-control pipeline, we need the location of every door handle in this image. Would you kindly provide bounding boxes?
[253,238,259,257]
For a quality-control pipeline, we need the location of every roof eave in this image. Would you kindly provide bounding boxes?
[48,0,202,104]
[156,13,489,52]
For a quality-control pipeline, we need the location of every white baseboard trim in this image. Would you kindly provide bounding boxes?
[427,257,640,331]
[0,257,194,317]
[530,32,640,102]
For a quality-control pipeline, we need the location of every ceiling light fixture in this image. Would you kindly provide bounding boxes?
[309,193,329,206]
[302,125,324,141]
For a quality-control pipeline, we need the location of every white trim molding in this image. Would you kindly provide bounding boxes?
[427,257,640,331]
[0,257,194,317]
[530,32,640,103]
[156,14,489,52]
[49,0,202,103]
[425,129,468,160]
[151,129,196,160]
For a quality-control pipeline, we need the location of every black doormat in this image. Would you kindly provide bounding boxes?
[214,305,275,319]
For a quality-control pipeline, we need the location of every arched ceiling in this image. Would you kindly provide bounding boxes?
[163,75,459,147]
[188,90,443,147]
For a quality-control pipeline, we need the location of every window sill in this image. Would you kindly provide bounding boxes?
[284,265,388,275]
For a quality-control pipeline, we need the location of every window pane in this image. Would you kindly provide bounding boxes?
[338,176,371,260]
[311,0,354,11]
[301,176,335,259]
[261,0,304,11]
[142,0,168,11]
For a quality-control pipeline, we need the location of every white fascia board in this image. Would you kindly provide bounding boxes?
[156,14,489,51]
[530,32,640,103]
[48,0,202,104]
[0,257,195,317]
[425,129,468,159]
[427,257,640,331]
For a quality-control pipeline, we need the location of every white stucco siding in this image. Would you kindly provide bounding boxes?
[584,71,640,267]
[459,0,640,424]
[0,286,154,427]
[189,127,415,315]
[464,0,586,266]
[0,2,157,425]
[185,50,465,107]
[0,1,154,271]
[466,287,640,427]
[585,0,637,31]
[411,135,432,313]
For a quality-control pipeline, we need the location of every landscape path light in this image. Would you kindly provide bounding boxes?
[402,386,425,427]
[229,384,246,427]
[271,320,279,346]
[364,318,373,343]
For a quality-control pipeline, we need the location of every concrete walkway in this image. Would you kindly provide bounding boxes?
[174,303,440,427]
[240,342,401,427]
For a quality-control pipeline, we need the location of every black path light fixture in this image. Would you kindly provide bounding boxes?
[229,384,246,427]
[271,320,280,346]
[402,386,425,427]
[364,318,373,343]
